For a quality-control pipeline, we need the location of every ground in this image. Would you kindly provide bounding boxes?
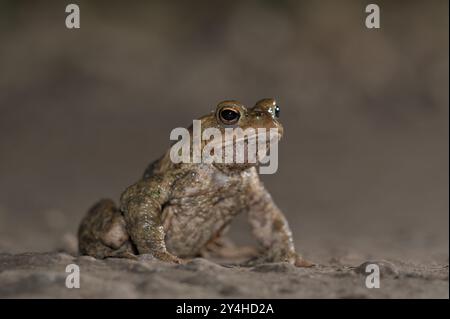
[0,252,447,298]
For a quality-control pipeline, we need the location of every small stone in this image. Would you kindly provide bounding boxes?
[354,260,399,277]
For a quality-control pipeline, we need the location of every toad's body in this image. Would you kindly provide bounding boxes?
[78,99,309,266]
[157,164,248,257]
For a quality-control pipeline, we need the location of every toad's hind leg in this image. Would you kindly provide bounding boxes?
[201,237,258,261]
[200,225,259,262]
[78,199,136,259]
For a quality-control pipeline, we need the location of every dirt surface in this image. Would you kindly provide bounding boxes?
[0,252,447,298]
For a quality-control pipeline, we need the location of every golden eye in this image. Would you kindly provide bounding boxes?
[219,107,240,125]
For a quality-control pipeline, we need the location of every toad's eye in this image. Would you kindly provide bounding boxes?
[219,108,240,125]
[274,105,280,118]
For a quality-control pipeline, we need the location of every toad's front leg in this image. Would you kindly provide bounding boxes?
[120,176,183,264]
[245,177,313,267]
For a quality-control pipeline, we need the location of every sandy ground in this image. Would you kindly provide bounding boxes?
[0,252,447,298]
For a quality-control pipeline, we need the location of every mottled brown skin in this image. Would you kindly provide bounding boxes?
[78,98,311,266]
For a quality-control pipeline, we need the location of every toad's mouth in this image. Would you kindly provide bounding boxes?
[203,131,280,164]
[207,131,281,149]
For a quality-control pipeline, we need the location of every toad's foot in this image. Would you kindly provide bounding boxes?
[108,249,138,260]
[138,251,185,264]
[295,255,315,267]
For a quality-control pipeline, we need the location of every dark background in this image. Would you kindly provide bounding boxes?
[0,0,448,264]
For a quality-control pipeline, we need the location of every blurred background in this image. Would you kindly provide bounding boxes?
[0,0,448,264]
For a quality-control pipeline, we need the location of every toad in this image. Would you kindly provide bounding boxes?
[78,98,311,267]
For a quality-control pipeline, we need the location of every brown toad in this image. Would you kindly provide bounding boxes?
[78,98,311,266]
